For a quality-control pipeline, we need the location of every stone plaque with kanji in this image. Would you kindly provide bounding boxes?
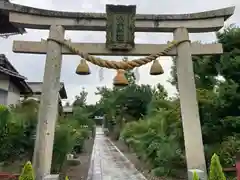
[106,4,136,51]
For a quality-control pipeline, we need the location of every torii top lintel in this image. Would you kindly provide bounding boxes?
[0,0,235,32]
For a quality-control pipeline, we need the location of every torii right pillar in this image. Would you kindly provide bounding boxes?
[172,7,235,179]
[174,27,207,179]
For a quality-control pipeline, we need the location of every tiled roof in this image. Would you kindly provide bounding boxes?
[27,82,67,99]
[0,54,32,93]
[0,8,26,37]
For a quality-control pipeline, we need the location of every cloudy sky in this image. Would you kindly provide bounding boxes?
[1,0,240,104]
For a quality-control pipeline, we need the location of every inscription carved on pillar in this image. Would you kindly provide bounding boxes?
[106,4,136,51]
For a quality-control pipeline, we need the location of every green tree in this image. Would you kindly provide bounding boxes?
[209,154,226,180]
[123,57,136,85]
[19,161,34,180]
[72,88,88,107]
[97,25,240,179]
[192,171,199,180]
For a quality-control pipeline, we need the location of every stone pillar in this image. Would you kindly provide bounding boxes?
[33,25,65,180]
[173,27,207,180]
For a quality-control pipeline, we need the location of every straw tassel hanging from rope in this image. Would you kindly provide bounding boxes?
[150,59,164,75]
[113,69,129,86]
[75,59,91,75]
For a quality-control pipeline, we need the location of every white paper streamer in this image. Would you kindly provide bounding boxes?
[99,67,104,82]
[134,67,140,83]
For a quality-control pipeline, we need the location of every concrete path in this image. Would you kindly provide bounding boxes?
[87,127,147,180]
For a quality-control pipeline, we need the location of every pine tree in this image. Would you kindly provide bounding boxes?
[208,153,226,180]
[192,171,199,180]
[19,161,34,180]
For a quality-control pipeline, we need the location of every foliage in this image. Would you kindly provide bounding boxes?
[52,120,80,172]
[0,95,93,175]
[52,91,94,172]
[0,100,38,161]
[216,135,240,166]
[208,154,226,180]
[72,107,94,129]
[18,161,34,180]
[121,107,184,176]
[192,171,199,180]
[72,88,88,107]
[123,57,137,84]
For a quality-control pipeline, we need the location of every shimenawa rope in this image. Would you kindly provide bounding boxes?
[47,38,190,70]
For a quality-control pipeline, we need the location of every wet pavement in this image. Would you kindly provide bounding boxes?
[87,127,147,180]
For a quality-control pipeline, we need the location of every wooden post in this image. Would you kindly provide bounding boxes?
[174,27,207,180]
[33,25,65,180]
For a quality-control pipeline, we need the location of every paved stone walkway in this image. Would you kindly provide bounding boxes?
[87,127,147,180]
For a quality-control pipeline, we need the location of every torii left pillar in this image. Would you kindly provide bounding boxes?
[33,25,65,180]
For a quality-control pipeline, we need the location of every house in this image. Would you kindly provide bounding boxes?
[25,82,68,114]
[0,54,32,105]
[63,105,73,117]
[0,54,68,113]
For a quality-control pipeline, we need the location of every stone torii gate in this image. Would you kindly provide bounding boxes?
[0,1,235,179]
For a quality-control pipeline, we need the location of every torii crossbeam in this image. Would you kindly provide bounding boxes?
[13,40,223,56]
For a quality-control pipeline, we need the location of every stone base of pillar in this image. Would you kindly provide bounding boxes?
[188,169,206,180]
[43,174,59,180]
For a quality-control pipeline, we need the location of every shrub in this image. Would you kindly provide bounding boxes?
[52,120,90,173]
[52,123,80,172]
[192,171,199,180]
[0,100,38,161]
[0,106,11,160]
[208,153,226,180]
[121,114,184,177]
[0,100,92,176]
[217,135,240,167]
[18,161,34,180]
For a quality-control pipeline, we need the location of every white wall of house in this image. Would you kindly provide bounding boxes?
[7,81,20,105]
[0,74,10,91]
[0,74,22,106]
[0,74,9,105]
[0,89,8,104]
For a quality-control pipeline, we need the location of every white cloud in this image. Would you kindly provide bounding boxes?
[3,0,240,104]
